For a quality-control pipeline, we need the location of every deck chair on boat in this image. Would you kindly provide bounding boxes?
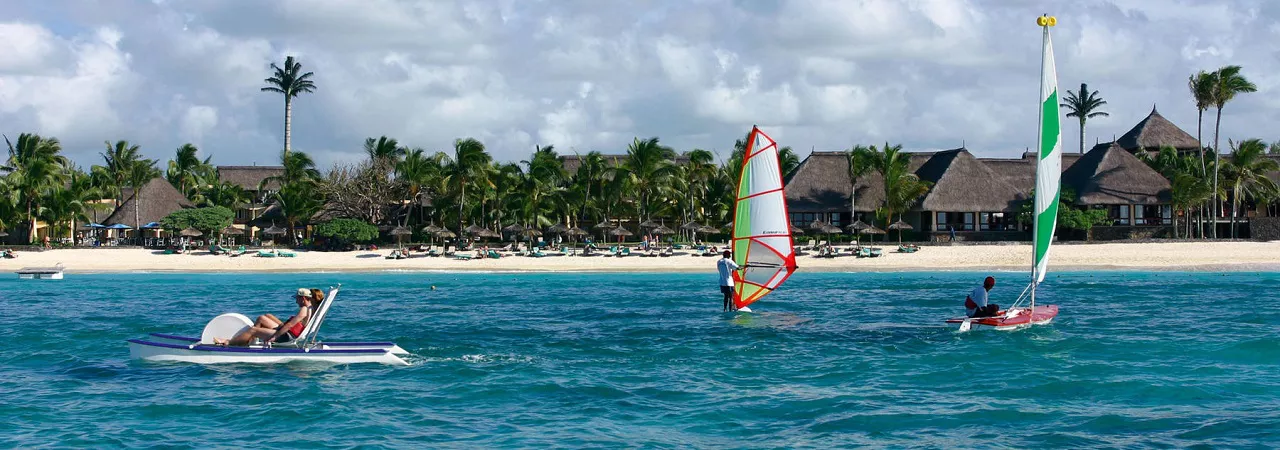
[273,285,341,349]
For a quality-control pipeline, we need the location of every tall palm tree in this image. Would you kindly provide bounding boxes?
[1061,83,1110,154]
[1188,71,1215,174]
[364,135,406,178]
[572,151,608,226]
[261,55,317,157]
[619,137,678,223]
[127,159,161,244]
[870,142,931,227]
[447,138,492,235]
[100,140,146,209]
[395,148,448,227]
[4,133,68,242]
[1209,65,1256,238]
[847,145,875,225]
[166,143,213,201]
[40,169,102,242]
[273,182,324,246]
[684,149,718,224]
[260,150,322,192]
[1224,139,1279,238]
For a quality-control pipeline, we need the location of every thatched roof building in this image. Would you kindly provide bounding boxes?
[104,178,195,227]
[217,165,285,191]
[983,153,1083,195]
[1116,106,1200,152]
[1063,142,1171,205]
[784,151,934,213]
[914,149,1026,212]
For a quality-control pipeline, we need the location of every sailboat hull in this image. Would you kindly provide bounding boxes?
[946,305,1058,331]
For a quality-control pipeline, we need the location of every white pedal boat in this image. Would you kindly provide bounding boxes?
[128,285,410,366]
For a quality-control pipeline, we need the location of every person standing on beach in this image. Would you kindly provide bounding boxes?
[717,250,739,312]
[966,276,1000,318]
[948,225,955,242]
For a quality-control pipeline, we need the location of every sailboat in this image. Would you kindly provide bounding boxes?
[946,15,1062,331]
[729,126,799,313]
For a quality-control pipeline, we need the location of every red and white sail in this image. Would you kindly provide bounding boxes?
[731,126,798,310]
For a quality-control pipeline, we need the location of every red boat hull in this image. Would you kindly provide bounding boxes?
[945,305,1059,330]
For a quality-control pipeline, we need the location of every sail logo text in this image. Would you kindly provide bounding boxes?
[764,230,784,234]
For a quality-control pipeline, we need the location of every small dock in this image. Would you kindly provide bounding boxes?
[16,263,65,280]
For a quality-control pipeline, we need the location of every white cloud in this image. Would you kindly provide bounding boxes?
[1,0,1279,169]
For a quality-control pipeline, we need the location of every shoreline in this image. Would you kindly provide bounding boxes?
[3,241,1278,275]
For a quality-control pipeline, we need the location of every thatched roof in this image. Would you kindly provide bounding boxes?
[104,178,195,227]
[983,153,1083,195]
[559,154,691,175]
[783,151,933,213]
[915,149,1026,212]
[1116,106,1200,152]
[216,165,284,191]
[1063,142,1171,205]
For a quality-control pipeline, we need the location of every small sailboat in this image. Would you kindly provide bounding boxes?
[946,15,1062,331]
[128,284,410,365]
[729,126,799,313]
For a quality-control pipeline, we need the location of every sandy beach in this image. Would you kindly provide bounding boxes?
[2,241,1278,274]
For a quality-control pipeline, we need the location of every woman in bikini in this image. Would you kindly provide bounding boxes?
[217,288,323,346]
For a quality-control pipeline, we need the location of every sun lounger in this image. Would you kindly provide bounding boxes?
[451,253,473,260]
[209,245,228,255]
[487,250,502,259]
[256,250,276,257]
[616,247,631,257]
[228,245,246,257]
[870,247,883,257]
[897,245,920,253]
[277,250,297,257]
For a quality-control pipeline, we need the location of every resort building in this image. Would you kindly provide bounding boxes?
[214,165,283,227]
[101,177,196,245]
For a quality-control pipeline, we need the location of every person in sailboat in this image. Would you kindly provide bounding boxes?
[718,250,740,312]
[965,276,1000,318]
[216,288,322,346]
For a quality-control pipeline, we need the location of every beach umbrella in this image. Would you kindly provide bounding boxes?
[222,226,245,235]
[263,225,286,236]
[609,226,633,243]
[107,223,132,229]
[887,220,913,245]
[697,225,720,234]
[501,223,524,233]
[86,223,106,228]
[846,220,870,232]
[680,221,700,230]
[390,225,412,249]
[789,224,805,235]
[0,231,8,237]
[466,224,489,235]
[565,227,589,236]
[593,220,614,229]
[434,229,456,239]
[808,220,832,231]
[652,225,675,235]
[421,224,443,234]
[861,225,886,245]
[545,222,569,234]
[639,219,661,229]
[141,222,162,229]
[179,227,203,237]
[523,227,543,237]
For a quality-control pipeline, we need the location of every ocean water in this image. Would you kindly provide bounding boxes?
[1,270,1277,448]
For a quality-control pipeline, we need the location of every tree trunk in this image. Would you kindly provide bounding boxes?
[1212,107,1222,239]
[1231,184,1239,239]
[284,97,293,157]
[27,199,36,245]
[133,191,142,246]
[1079,117,1087,154]
[1196,108,1206,239]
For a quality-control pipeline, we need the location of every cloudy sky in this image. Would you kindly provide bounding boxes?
[1,0,1277,169]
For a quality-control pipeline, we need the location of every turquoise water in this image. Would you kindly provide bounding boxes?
[2,271,1277,448]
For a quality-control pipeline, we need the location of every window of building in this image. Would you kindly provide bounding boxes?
[934,212,975,231]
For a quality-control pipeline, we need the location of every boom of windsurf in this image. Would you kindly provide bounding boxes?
[729,126,799,313]
[945,15,1062,331]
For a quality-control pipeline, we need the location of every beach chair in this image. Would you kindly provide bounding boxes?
[617,247,631,258]
[870,248,883,257]
[209,244,228,255]
[228,245,246,257]
[451,253,473,260]
[857,247,871,258]
[256,250,276,257]
[487,250,502,259]
[277,250,297,257]
[428,249,441,257]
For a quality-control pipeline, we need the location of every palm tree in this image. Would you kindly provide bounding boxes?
[166,143,213,201]
[447,138,492,235]
[571,151,608,226]
[1188,71,1215,174]
[1061,83,1110,154]
[1209,65,1257,238]
[619,137,678,223]
[395,148,449,227]
[261,55,317,157]
[1224,139,1279,238]
[731,131,800,177]
[100,140,146,208]
[261,150,322,192]
[273,182,324,246]
[847,145,875,225]
[127,158,161,244]
[40,169,102,242]
[364,135,406,178]
[202,180,251,210]
[4,133,68,242]
[684,149,718,224]
[1170,173,1212,239]
[870,142,931,227]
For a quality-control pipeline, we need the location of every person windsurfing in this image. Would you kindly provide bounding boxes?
[966,276,1000,318]
[717,250,739,312]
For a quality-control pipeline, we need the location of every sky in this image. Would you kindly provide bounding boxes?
[1,0,1278,170]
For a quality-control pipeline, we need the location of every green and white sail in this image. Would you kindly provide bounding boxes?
[1032,17,1062,284]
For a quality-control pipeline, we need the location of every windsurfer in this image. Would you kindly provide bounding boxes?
[717,250,739,312]
[966,276,1000,318]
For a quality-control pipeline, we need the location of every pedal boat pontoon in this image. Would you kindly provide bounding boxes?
[128,285,409,365]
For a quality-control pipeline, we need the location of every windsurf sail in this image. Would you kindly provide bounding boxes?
[1032,15,1062,286]
[731,126,798,310]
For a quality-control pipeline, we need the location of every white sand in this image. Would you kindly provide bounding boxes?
[2,242,1278,274]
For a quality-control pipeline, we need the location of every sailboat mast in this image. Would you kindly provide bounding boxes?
[1031,19,1049,311]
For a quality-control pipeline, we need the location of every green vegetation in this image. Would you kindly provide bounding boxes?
[160,206,234,234]
[314,218,379,248]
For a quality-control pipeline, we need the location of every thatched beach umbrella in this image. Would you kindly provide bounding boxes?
[390,225,412,249]
[861,225,886,245]
[263,225,286,249]
[887,220,913,245]
[652,225,675,235]
[0,231,8,237]
[564,226,589,248]
[545,223,569,234]
[180,227,203,237]
[639,219,661,229]
[789,224,805,235]
[434,229,457,239]
[846,220,870,232]
[680,221,700,230]
[523,227,543,238]
[609,227,633,243]
[466,224,489,235]
[222,226,245,235]
[421,224,443,234]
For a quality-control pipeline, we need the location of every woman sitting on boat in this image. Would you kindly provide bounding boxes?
[216,288,323,346]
